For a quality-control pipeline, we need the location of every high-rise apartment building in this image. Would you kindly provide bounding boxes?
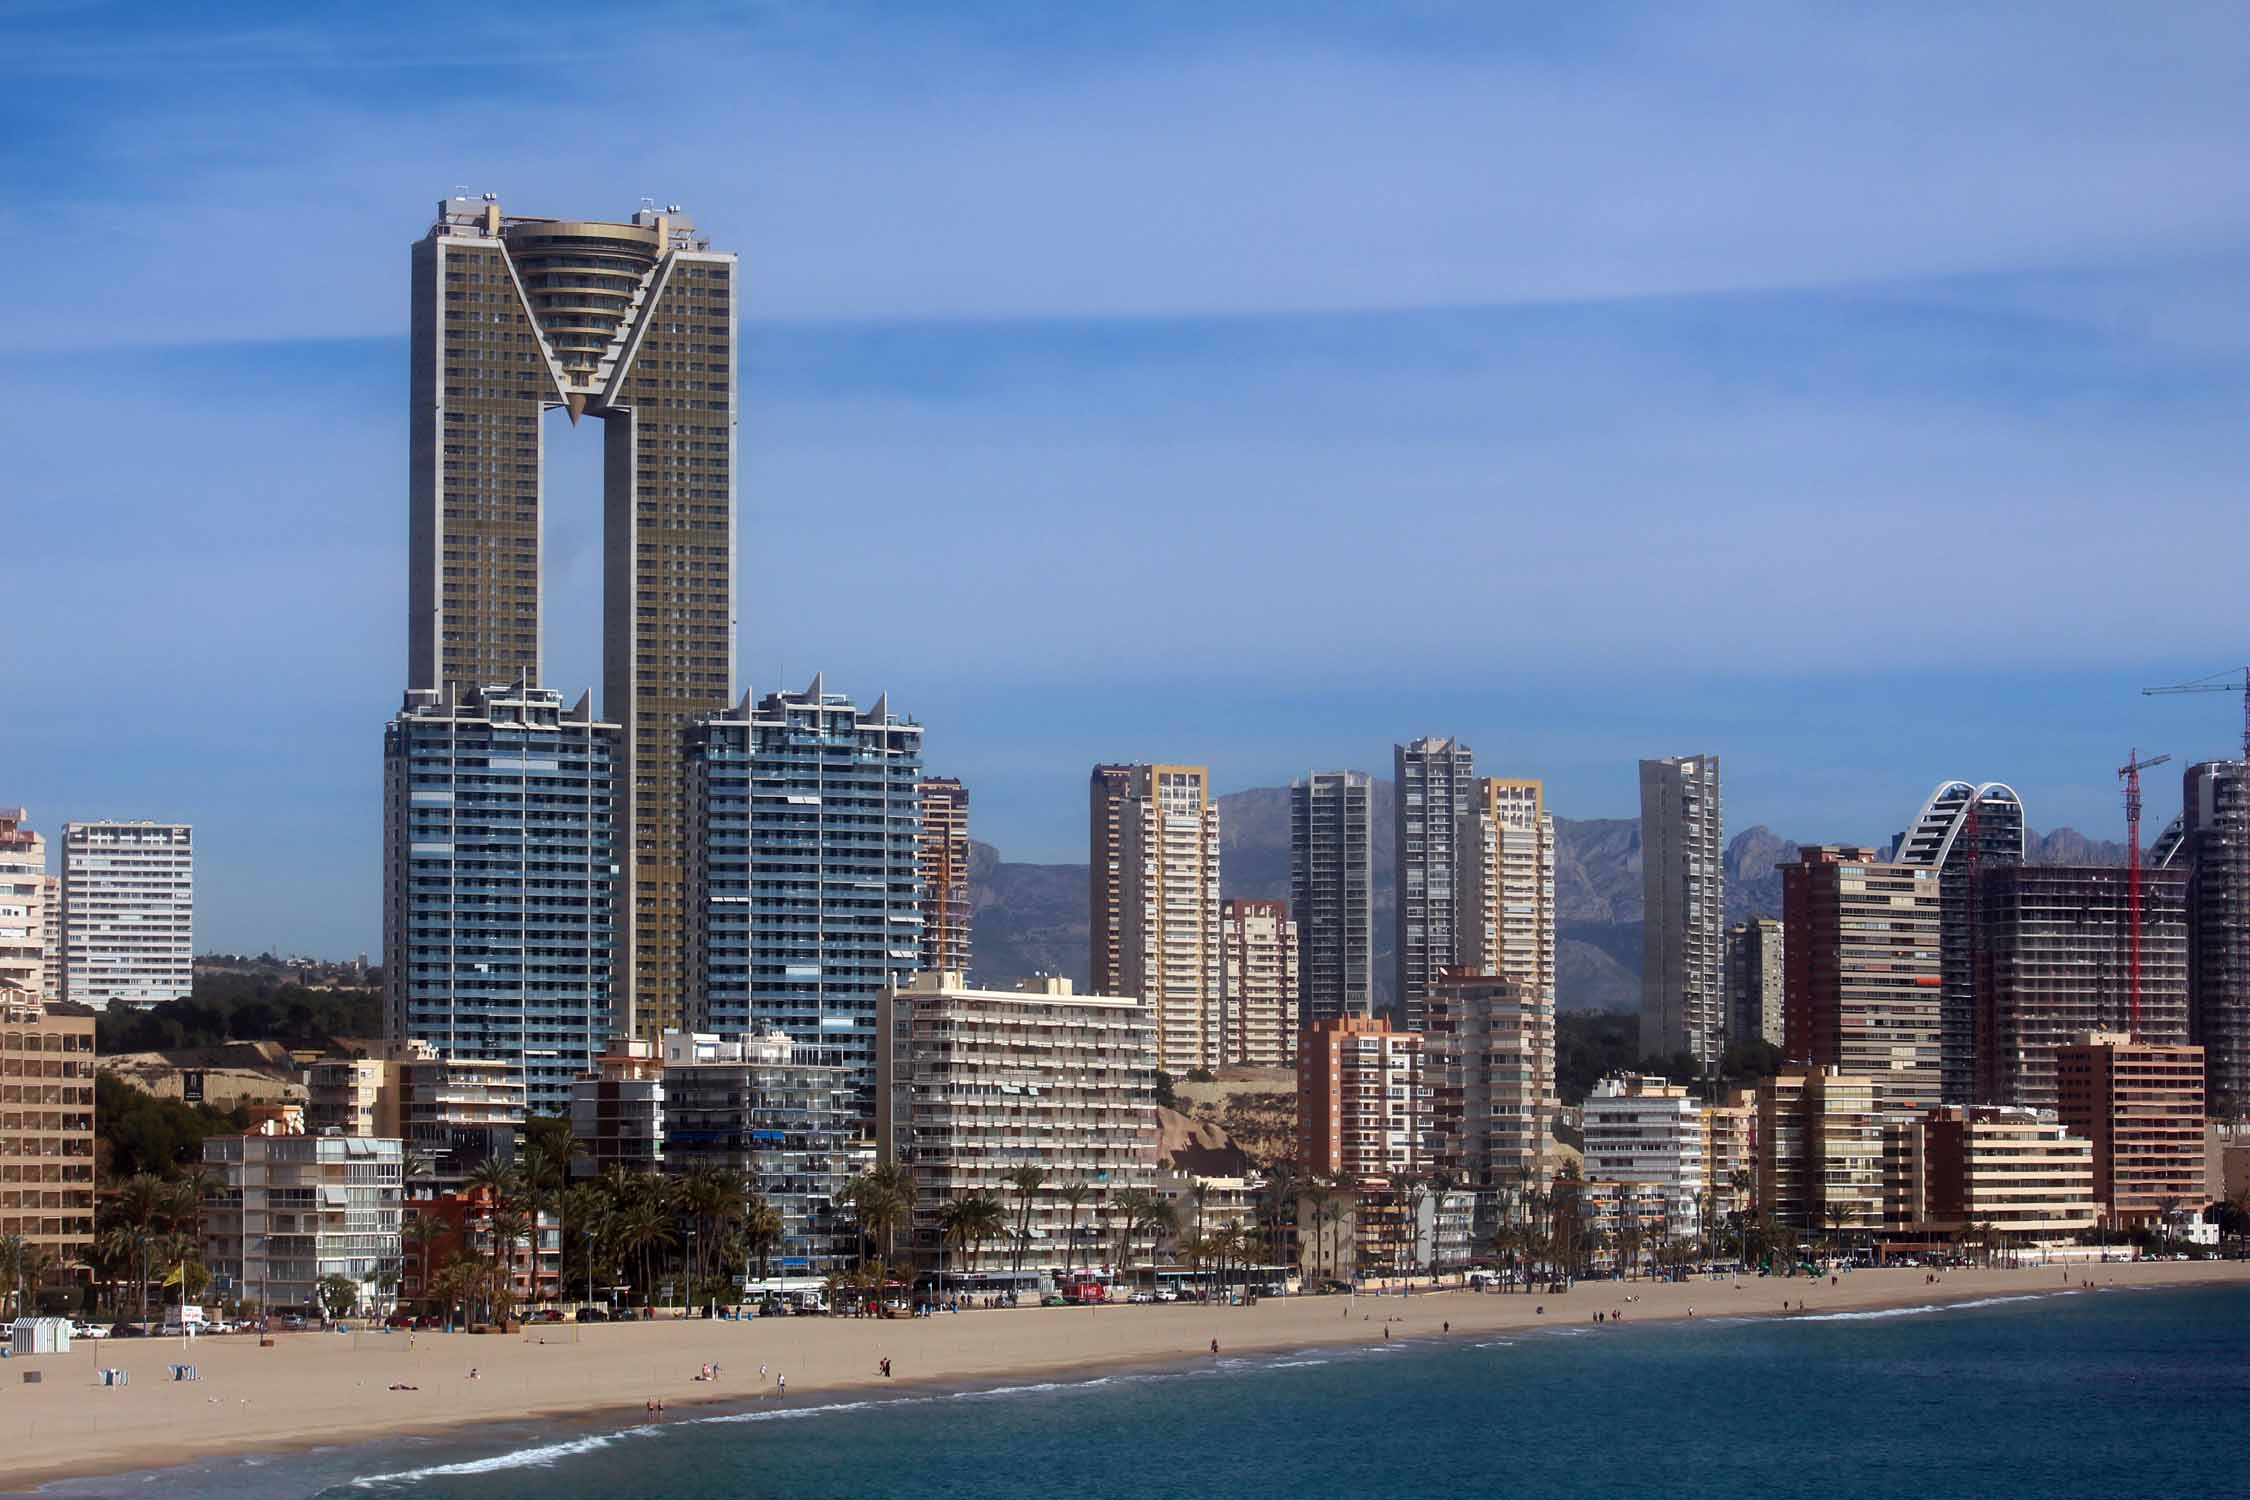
[0,997,96,1271]
[878,973,1160,1276]
[1425,969,1554,1193]
[1289,771,1373,1025]
[1973,864,2189,1110]
[408,195,739,1041]
[916,777,972,978]
[1893,780,2026,1106]
[0,811,47,1000]
[1395,738,1476,1031]
[1456,778,1557,1012]
[1100,765,1222,1073]
[1639,756,1724,1065]
[2179,761,2249,1117]
[1755,1066,1883,1234]
[39,875,59,1003]
[59,821,193,1008]
[1087,765,1138,998]
[686,680,923,1096]
[383,683,620,1116]
[1703,1090,1756,1219]
[1220,899,1299,1067]
[1781,846,1943,1111]
[2055,1032,2206,1228]
[1297,1014,1428,1184]
[1726,918,1784,1048]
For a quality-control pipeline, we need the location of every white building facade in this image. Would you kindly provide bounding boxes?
[60,821,193,1008]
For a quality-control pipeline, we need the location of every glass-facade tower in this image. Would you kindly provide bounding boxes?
[686,678,923,1096]
[383,683,621,1114]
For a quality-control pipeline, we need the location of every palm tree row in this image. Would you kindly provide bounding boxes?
[92,1171,208,1320]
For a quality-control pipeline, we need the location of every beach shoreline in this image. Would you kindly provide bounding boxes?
[13,1258,2248,1493]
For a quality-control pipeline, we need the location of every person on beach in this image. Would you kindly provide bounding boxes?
[777,1374,786,1396]
[1210,1340,1219,1356]
[880,1358,892,1378]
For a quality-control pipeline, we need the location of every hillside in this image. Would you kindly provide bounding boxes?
[968,780,2125,1014]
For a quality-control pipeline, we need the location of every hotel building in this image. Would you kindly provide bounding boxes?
[1890,1105,2096,1244]
[409,195,738,1041]
[1581,1073,1706,1233]
[383,683,619,1115]
[0,998,96,1272]
[878,973,1160,1276]
[58,820,193,1008]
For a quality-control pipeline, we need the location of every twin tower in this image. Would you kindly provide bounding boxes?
[406,195,739,1039]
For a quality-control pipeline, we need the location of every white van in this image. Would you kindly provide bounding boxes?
[160,1306,208,1337]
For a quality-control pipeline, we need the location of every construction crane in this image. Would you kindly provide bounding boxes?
[2142,666,2250,761]
[2118,749,2172,1037]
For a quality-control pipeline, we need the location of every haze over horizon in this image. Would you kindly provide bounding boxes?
[5,1,2247,957]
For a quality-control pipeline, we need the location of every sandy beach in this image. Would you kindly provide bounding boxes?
[8,1259,2246,1491]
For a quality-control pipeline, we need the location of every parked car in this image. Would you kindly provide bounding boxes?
[108,1322,151,1338]
[575,1307,611,1322]
[524,1308,566,1323]
[73,1321,111,1339]
[278,1313,308,1332]
[1127,1290,1156,1304]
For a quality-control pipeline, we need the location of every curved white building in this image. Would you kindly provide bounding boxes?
[1894,781,2027,1104]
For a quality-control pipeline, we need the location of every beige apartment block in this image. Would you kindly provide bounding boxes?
[1221,898,1299,1068]
[1298,1014,1429,1185]
[1783,846,1943,1111]
[1757,1066,1883,1236]
[1425,972,1552,1192]
[0,999,96,1272]
[0,811,47,1000]
[306,1039,524,1181]
[2056,1032,2206,1228]
[1703,1091,1756,1218]
[1893,1105,2096,1243]
[1456,779,1557,1013]
[878,973,1160,1276]
[60,820,193,1008]
[1111,765,1223,1074]
[917,778,973,977]
[409,196,739,1041]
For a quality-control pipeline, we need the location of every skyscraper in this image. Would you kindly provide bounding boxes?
[59,821,193,1008]
[1395,738,1475,1031]
[409,195,738,1040]
[1780,845,1942,1111]
[0,810,47,1000]
[1639,755,1724,1066]
[1116,765,1223,1073]
[1455,777,1557,1013]
[916,777,972,978]
[1289,771,1372,1026]
[685,680,923,1095]
[1893,780,2026,1105]
[1087,764,1137,998]
[1220,897,1299,1067]
[1972,863,2188,1110]
[383,683,620,1114]
[1726,917,1784,1047]
[2179,761,2249,1117]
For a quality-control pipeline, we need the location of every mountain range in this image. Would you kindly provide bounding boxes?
[970,780,2127,1013]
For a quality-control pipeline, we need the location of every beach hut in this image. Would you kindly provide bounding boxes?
[10,1318,72,1355]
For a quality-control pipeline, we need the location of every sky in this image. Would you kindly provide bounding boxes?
[3,0,2248,957]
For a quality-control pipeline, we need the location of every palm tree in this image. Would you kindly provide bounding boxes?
[744,1195,784,1284]
[403,1214,447,1309]
[0,1235,22,1319]
[843,1165,916,1272]
[466,1159,520,1212]
[1057,1182,1093,1275]
[101,1174,168,1321]
[487,1207,530,1320]
[1004,1165,1047,1278]
[1303,1180,1333,1280]
[1820,1201,1852,1267]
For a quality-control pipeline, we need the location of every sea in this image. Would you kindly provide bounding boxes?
[33,1284,2249,1499]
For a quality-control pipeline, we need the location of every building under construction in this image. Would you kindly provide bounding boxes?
[2178,761,2250,1118]
[1972,864,2188,1110]
[1893,781,2026,1106]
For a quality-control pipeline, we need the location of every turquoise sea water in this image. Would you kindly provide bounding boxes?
[35,1285,2250,1499]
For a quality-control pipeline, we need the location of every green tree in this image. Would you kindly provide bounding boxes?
[1004,1165,1047,1277]
[316,1272,361,1321]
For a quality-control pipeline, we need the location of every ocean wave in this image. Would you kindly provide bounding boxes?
[1789,1293,2062,1323]
[1268,1359,1331,1368]
[348,1429,649,1487]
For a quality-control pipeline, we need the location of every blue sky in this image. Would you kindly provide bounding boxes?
[3,0,2247,957]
